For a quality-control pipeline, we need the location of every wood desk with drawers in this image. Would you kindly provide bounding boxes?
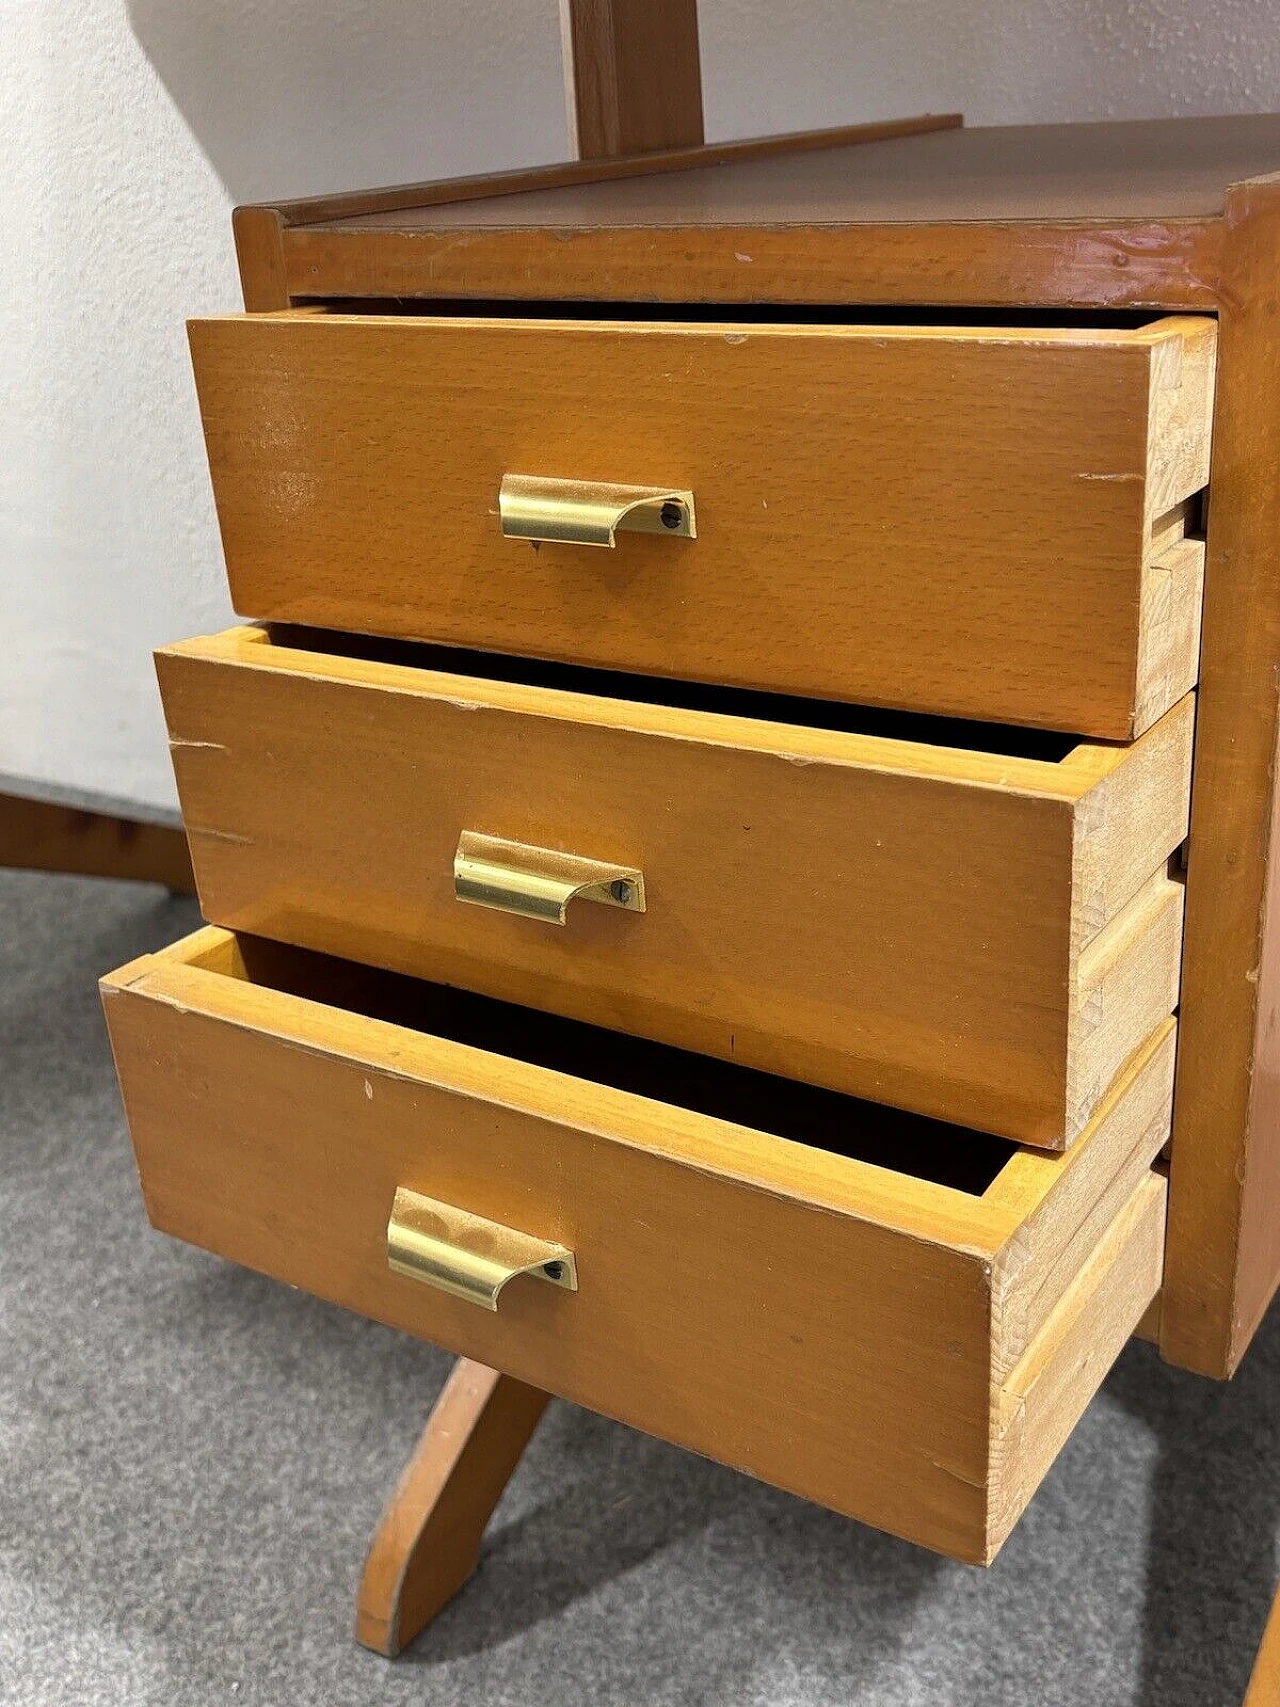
[101,111,1280,1654]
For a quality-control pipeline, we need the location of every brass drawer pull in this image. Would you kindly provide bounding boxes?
[387,1187,577,1312]
[454,831,645,926]
[499,473,696,547]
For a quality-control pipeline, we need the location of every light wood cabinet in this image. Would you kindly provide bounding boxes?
[101,115,1280,1633]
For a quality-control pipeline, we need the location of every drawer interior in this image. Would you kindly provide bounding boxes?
[297,297,1175,330]
[207,926,1019,1195]
[269,623,1085,756]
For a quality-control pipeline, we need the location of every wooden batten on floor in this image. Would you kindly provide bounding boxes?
[0,791,194,892]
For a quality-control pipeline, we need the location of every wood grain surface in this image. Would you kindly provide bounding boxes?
[187,311,1214,739]
[157,626,1192,1147]
[101,929,1171,1563]
[988,1172,1165,1550]
[283,217,1225,314]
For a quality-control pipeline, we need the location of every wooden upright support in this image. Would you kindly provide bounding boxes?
[561,0,704,159]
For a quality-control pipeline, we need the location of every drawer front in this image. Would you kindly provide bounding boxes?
[188,311,1214,739]
[160,627,1194,1148]
[101,929,1172,1564]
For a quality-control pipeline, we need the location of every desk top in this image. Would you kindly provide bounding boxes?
[304,113,1280,234]
[246,113,1280,312]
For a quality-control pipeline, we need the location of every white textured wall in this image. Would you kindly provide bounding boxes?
[702,1,1280,138]
[5,1,1280,815]
[1,2,566,816]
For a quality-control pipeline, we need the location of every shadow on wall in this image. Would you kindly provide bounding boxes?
[125,0,569,204]
[1106,1323,1280,1707]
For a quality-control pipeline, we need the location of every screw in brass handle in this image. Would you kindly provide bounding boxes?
[498,473,696,547]
[453,831,646,926]
[386,1187,578,1313]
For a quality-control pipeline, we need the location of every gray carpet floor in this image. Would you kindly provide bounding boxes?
[1,866,1277,1706]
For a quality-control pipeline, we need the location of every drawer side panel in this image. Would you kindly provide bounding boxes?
[988,1173,1166,1557]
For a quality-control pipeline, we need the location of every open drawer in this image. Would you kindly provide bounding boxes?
[187,307,1213,738]
[102,928,1170,1564]
[158,625,1193,1147]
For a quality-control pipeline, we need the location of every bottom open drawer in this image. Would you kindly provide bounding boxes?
[101,927,1169,1564]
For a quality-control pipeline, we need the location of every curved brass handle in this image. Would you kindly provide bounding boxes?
[387,1188,578,1312]
[454,831,645,926]
[499,473,696,547]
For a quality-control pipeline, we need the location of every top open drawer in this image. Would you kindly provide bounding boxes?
[188,309,1215,738]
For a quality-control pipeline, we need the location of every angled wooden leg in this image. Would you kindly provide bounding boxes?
[356,1358,550,1657]
[1246,1585,1280,1705]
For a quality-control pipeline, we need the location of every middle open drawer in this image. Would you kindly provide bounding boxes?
[160,625,1193,1149]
